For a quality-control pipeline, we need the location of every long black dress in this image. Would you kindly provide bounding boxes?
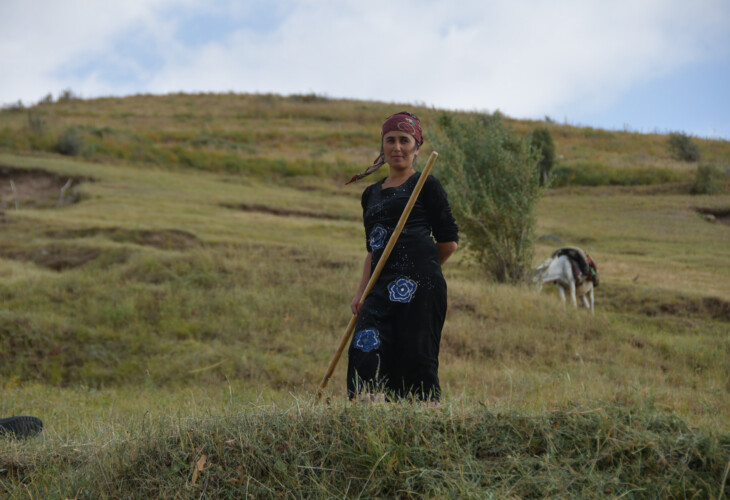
[347,172,459,401]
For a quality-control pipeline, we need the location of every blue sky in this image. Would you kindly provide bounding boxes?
[566,57,730,137]
[2,0,729,139]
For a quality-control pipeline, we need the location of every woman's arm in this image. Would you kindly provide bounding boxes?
[422,177,459,265]
[437,241,458,265]
[351,252,373,315]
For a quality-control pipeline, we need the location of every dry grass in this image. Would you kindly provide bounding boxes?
[4,93,728,186]
[0,150,727,434]
[536,188,730,295]
[0,94,728,496]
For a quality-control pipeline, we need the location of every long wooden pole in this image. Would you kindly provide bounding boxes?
[317,151,439,400]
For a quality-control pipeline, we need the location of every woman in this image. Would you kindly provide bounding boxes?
[346,111,459,402]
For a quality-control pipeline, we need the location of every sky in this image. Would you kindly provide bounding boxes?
[2,0,729,140]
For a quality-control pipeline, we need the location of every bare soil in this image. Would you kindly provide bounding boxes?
[222,202,359,221]
[695,207,730,226]
[599,284,730,322]
[0,165,91,210]
[45,227,200,250]
[1,222,199,271]
[0,245,103,271]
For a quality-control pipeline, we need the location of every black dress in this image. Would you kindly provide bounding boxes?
[347,172,459,401]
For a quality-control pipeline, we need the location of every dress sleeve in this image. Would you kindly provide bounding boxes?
[423,176,459,243]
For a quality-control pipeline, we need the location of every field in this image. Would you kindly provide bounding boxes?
[0,94,729,498]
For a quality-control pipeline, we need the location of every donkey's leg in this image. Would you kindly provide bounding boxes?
[569,281,577,308]
[581,294,590,309]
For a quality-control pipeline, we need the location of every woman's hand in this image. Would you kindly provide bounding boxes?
[437,241,458,265]
[351,294,364,316]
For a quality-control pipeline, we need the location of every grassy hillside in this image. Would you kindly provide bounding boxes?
[0,94,728,497]
[2,92,729,186]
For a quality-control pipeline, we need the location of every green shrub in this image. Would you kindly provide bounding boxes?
[55,128,84,156]
[668,132,700,162]
[529,127,556,186]
[2,100,25,113]
[691,164,724,194]
[58,88,79,101]
[550,164,685,187]
[432,112,543,283]
[27,110,45,134]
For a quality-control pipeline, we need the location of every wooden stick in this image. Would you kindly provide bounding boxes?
[317,151,439,400]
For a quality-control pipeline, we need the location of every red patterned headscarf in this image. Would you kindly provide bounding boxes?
[345,111,423,185]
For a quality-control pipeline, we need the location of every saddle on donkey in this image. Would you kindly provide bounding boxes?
[551,247,599,287]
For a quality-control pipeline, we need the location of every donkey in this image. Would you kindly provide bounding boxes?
[533,254,595,313]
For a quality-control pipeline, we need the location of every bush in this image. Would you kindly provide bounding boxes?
[55,128,84,156]
[691,164,724,194]
[550,164,685,187]
[58,88,79,101]
[529,127,556,186]
[668,132,700,162]
[431,112,543,283]
[27,110,45,134]
[2,100,25,113]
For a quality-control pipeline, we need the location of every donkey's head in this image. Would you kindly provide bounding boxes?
[531,257,554,286]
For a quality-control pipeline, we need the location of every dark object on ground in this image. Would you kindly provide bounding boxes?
[538,234,563,244]
[0,416,43,438]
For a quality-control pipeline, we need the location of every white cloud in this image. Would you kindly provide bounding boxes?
[2,0,729,134]
[0,0,197,100]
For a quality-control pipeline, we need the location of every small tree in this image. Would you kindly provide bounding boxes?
[668,132,700,162]
[55,128,84,156]
[58,88,78,101]
[691,164,724,195]
[431,113,543,283]
[529,127,556,186]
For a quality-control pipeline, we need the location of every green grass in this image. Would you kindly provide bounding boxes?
[1,93,729,496]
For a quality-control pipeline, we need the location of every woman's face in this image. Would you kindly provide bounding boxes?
[383,131,419,170]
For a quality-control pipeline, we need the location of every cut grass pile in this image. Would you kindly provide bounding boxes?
[1,401,727,498]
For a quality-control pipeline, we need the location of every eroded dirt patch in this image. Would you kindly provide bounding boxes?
[45,227,200,250]
[696,207,730,226]
[0,245,103,271]
[222,202,359,222]
[637,296,730,322]
[600,284,730,322]
[0,165,91,209]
